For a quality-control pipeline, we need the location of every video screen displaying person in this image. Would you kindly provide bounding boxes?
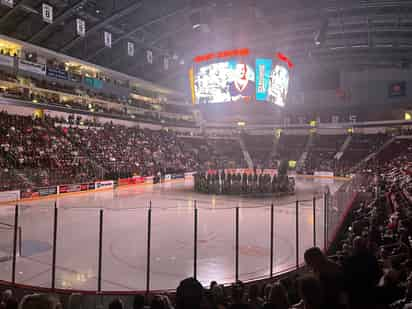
[193,60,254,104]
[267,65,289,107]
[229,63,255,102]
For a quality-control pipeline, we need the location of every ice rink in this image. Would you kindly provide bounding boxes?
[0,177,344,291]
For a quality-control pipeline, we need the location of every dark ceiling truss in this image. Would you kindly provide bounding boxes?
[105,24,188,70]
[85,5,191,62]
[0,0,40,27]
[59,0,144,53]
[28,0,90,44]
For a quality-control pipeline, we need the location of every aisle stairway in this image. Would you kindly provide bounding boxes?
[335,135,352,160]
[297,134,314,170]
[239,136,254,169]
[351,136,397,171]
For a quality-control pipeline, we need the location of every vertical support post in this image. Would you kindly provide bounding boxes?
[51,202,58,290]
[11,204,19,284]
[146,202,152,294]
[97,209,103,292]
[270,203,274,278]
[193,201,198,279]
[18,228,22,257]
[295,200,299,270]
[323,192,328,251]
[313,196,316,247]
[235,207,239,282]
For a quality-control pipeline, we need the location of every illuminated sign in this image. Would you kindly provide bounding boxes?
[193,48,250,63]
[276,52,294,69]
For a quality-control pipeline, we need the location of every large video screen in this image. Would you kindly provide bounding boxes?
[192,53,291,107]
[256,58,290,107]
[194,59,255,104]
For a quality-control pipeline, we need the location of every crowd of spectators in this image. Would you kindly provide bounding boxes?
[1,108,410,191]
[0,112,249,190]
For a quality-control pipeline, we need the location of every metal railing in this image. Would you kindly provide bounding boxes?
[0,175,364,307]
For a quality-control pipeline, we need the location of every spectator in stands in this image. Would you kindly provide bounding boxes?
[229,282,249,309]
[133,295,145,309]
[303,247,344,308]
[108,298,124,309]
[208,283,226,309]
[376,269,405,305]
[67,293,83,309]
[262,283,289,309]
[151,295,167,309]
[390,273,412,309]
[3,298,17,309]
[0,290,12,308]
[262,284,272,303]
[176,277,203,309]
[343,236,382,308]
[19,294,61,309]
[293,275,324,309]
[248,284,263,309]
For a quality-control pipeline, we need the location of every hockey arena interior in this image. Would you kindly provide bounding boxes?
[0,0,411,308]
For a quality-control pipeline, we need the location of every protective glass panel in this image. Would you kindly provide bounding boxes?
[55,208,99,290]
[0,205,18,282]
[274,200,296,275]
[16,202,54,287]
[298,200,315,265]
[239,206,271,281]
[151,205,194,290]
[197,207,235,286]
[101,208,147,291]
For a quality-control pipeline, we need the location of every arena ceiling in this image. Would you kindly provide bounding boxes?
[1,0,412,92]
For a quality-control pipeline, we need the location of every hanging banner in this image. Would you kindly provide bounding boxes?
[164,57,169,70]
[76,18,86,37]
[42,3,53,24]
[104,31,112,48]
[127,42,134,56]
[18,59,46,75]
[147,50,153,64]
[1,0,14,8]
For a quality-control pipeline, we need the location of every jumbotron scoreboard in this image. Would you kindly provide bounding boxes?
[189,48,293,107]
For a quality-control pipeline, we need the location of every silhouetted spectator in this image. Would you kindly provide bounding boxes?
[343,236,382,308]
[133,295,145,309]
[19,294,61,309]
[109,298,124,309]
[3,297,17,309]
[262,283,289,309]
[248,284,263,309]
[304,247,345,308]
[294,275,324,309]
[229,282,250,309]
[176,277,203,309]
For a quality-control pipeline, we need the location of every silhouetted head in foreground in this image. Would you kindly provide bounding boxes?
[304,247,327,272]
[19,294,61,309]
[176,277,203,309]
[298,275,323,309]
